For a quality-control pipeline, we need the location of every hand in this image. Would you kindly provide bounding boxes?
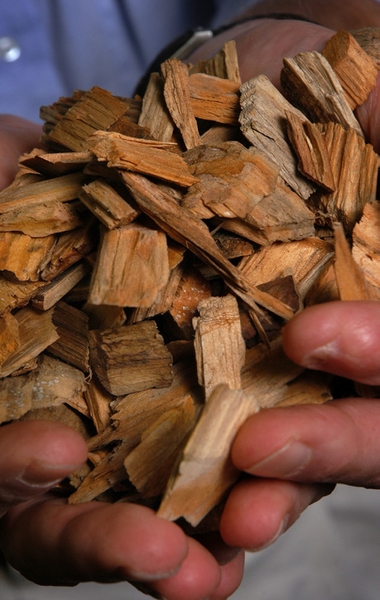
[192,4,380,554]
[1,484,244,599]
[0,116,244,599]
[224,301,380,551]
[0,422,244,599]
[0,114,42,190]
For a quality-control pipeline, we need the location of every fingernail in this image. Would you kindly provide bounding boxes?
[18,459,80,488]
[252,514,289,552]
[246,440,312,478]
[128,565,181,583]
[302,337,341,370]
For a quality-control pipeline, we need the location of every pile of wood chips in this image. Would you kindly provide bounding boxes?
[0,28,379,531]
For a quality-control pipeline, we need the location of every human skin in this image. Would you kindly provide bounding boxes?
[1,2,380,598]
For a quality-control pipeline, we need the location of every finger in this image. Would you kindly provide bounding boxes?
[0,420,87,516]
[134,540,245,600]
[282,301,380,385]
[1,499,189,587]
[231,398,380,486]
[209,550,245,600]
[220,476,332,551]
[152,536,243,600]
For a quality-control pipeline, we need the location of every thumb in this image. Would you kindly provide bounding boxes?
[0,420,88,517]
[282,300,380,386]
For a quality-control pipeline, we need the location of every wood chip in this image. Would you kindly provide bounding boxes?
[0,30,378,532]
[88,223,170,308]
[161,58,201,149]
[89,320,173,396]
[281,51,363,136]
[322,29,379,109]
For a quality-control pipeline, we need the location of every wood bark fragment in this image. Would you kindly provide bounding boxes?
[322,30,379,108]
[48,86,133,151]
[48,301,90,372]
[84,375,113,434]
[333,222,369,300]
[183,142,280,220]
[124,396,199,498]
[192,41,241,84]
[40,219,96,281]
[138,72,175,143]
[285,110,335,190]
[157,384,258,526]
[0,232,56,281]
[20,151,93,177]
[239,75,315,199]
[281,51,363,136]
[79,179,139,229]
[193,295,245,399]
[315,122,378,232]
[161,58,201,149]
[0,306,59,378]
[0,201,86,237]
[222,179,316,245]
[0,172,85,214]
[31,262,89,310]
[87,131,198,187]
[0,276,46,315]
[89,320,173,396]
[239,237,334,302]
[88,223,169,307]
[188,73,240,125]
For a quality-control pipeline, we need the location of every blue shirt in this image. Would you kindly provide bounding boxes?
[0,0,258,121]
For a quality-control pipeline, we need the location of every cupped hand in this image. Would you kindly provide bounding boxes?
[202,12,380,554]
[225,302,380,550]
[0,115,245,599]
[0,420,244,598]
[0,415,243,599]
[1,492,244,599]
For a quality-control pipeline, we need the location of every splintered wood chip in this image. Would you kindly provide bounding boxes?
[89,320,173,396]
[0,32,379,532]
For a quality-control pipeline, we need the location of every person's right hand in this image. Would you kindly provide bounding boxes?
[223,301,380,551]
[188,2,380,557]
